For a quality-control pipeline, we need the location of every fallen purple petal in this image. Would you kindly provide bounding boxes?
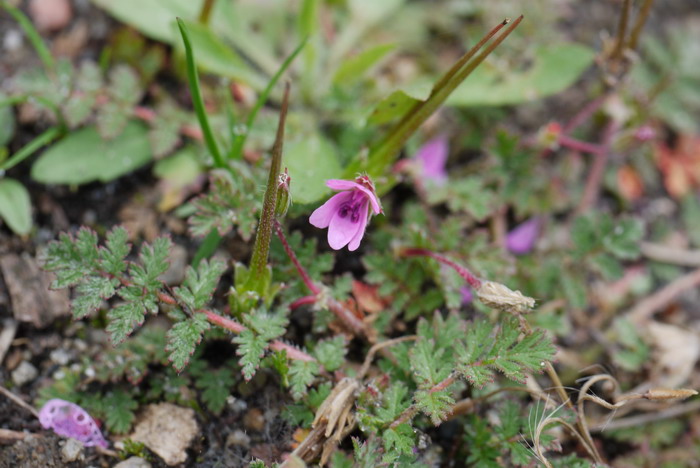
[506,217,541,255]
[39,398,108,448]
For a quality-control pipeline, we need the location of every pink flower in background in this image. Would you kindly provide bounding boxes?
[39,399,108,447]
[310,176,382,251]
[415,136,449,185]
[506,217,541,255]
[460,286,473,305]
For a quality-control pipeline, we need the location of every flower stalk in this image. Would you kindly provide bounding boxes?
[246,83,290,296]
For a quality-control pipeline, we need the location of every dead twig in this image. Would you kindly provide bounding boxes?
[626,267,700,323]
[0,318,18,365]
[590,399,700,432]
[640,242,700,267]
[0,386,39,419]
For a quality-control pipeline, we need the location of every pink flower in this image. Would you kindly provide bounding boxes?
[415,136,449,185]
[39,399,108,447]
[309,176,382,251]
[506,217,541,255]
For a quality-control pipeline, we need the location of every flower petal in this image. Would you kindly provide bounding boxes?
[416,136,448,184]
[347,200,370,251]
[309,192,352,229]
[326,179,382,214]
[506,217,541,255]
[327,208,364,250]
[326,179,363,191]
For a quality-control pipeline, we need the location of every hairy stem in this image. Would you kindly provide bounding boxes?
[577,120,618,213]
[200,308,316,362]
[274,220,366,336]
[246,83,290,295]
[198,0,217,25]
[627,0,656,51]
[274,220,320,295]
[400,247,482,289]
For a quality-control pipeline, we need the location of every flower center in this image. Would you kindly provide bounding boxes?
[338,194,364,223]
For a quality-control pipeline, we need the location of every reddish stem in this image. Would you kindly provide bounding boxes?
[274,220,320,295]
[577,120,619,213]
[558,135,604,155]
[274,220,366,336]
[200,309,317,362]
[563,95,607,134]
[400,248,482,289]
[290,295,317,310]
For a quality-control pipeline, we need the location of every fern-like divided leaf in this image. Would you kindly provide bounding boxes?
[174,258,227,311]
[289,359,320,400]
[233,311,288,381]
[166,314,211,372]
[456,317,555,387]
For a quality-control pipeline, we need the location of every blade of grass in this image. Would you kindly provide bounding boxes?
[0,127,62,172]
[192,229,222,269]
[1,2,54,72]
[227,38,307,161]
[176,18,225,169]
[344,16,523,179]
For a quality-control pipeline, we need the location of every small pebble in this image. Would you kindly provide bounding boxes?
[50,348,72,366]
[114,456,152,468]
[11,361,38,386]
[60,438,84,462]
[243,408,265,432]
[3,29,22,52]
[29,0,73,32]
[225,429,250,448]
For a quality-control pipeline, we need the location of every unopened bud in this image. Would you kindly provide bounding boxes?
[275,169,292,217]
[537,122,562,150]
[643,388,698,401]
[477,281,535,314]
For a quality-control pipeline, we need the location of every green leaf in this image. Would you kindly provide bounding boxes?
[333,43,395,85]
[409,338,452,388]
[99,226,131,276]
[591,253,624,280]
[166,314,211,371]
[602,218,643,260]
[448,44,596,106]
[107,65,142,105]
[289,359,320,400]
[233,329,267,381]
[285,134,342,204]
[106,302,146,345]
[0,178,32,235]
[382,423,415,456]
[414,388,454,425]
[91,0,201,43]
[313,336,347,372]
[133,236,172,290]
[195,367,236,414]
[174,258,226,311]
[682,194,700,248]
[366,81,432,126]
[31,122,153,185]
[102,390,138,434]
[455,318,555,387]
[73,275,118,319]
[374,383,411,425]
[0,94,17,146]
